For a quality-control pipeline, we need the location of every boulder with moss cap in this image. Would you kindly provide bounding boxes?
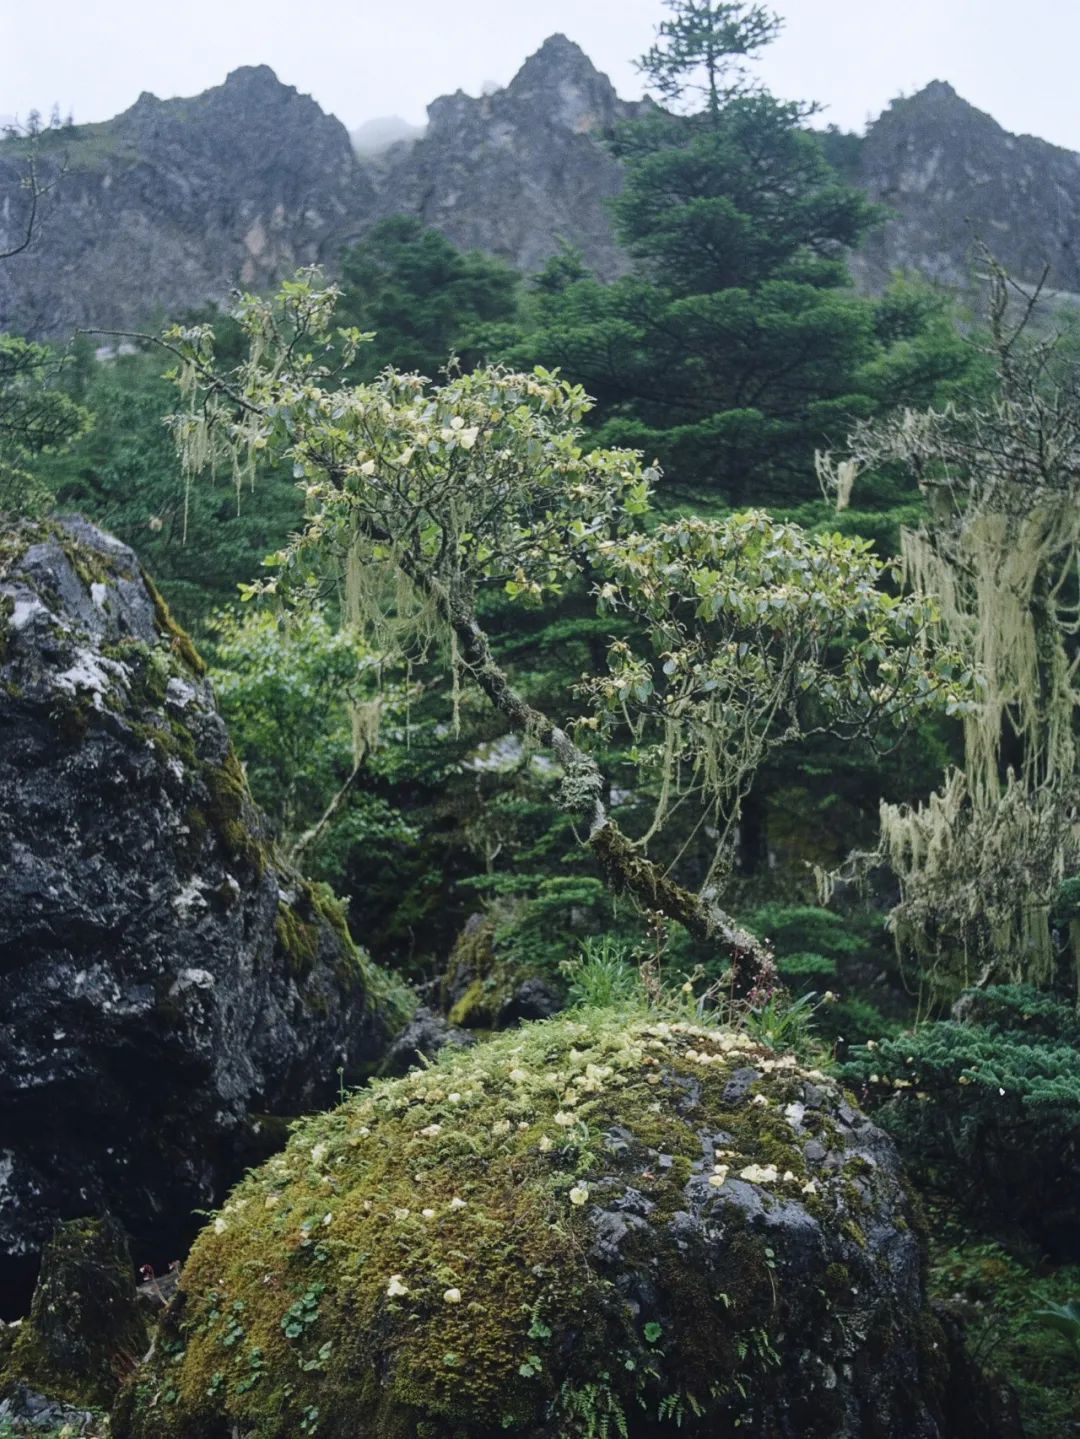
[0,515,411,1310]
[116,1008,1016,1438]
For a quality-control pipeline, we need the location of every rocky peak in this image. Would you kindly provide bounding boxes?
[504,33,623,132]
[113,62,354,165]
[221,62,287,93]
[853,80,1080,294]
[364,32,640,280]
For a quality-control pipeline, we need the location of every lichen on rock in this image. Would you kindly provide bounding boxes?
[119,1008,970,1438]
[0,515,411,1307]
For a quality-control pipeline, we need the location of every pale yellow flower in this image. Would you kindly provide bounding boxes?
[739,1163,779,1184]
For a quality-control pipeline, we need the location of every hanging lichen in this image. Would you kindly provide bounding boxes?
[821,258,1080,996]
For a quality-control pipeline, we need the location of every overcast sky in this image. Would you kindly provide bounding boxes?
[3,0,1080,149]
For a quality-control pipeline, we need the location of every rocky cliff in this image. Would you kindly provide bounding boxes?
[0,64,370,337]
[851,80,1080,294]
[0,517,410,1309]
[0,35,638,338]
[2,42,1079,339]
[359,33,645,281]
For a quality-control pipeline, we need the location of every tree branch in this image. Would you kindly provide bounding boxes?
[408,557,777,1000]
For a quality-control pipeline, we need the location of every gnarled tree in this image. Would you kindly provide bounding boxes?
[164,273,965,998]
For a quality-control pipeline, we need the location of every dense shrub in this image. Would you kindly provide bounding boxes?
[843,985,1080,1255]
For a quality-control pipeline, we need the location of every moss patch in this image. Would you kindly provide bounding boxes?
[440,916,548,1029]
[121,1010,915,1439]
[142,570,207,677]
[3,1217,147,1411]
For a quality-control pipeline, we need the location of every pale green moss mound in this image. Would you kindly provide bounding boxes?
[120,1010,951,1439]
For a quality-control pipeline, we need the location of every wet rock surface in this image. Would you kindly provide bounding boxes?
[0,1383,103,1436]
[0,517,406,1308]
[380,1004,475,1077]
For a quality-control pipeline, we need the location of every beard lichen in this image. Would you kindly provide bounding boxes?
[822,304,1080,995]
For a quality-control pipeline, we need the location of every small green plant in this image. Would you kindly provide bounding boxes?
[1034,1299,1080,1356]
[562,938,644,1010]
[742,989,825,1056]
[557,1376,630,1439]
[281,1284,325,1341]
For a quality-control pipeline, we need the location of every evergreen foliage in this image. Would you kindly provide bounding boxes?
[500,5,973,511]
[0,334,90,517]
[843,985,1080,1255]
[336,217,521,380]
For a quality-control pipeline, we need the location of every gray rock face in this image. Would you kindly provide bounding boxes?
[379,1004,474,1077]
[360,34,644,280]
[0,1384,102,1437]
[0,36,637,339]
[0,65,373,337]
[852,79,1080,295]
[0,516,406,1309]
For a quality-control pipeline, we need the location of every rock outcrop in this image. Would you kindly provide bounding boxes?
[116,1010,1016,1439]
[359,34,644,281]
[0,65,370,338]
[0,516,410,1309]
[4,44,1078,340]
[1,1216,147,1410]
[851,80,1080,295]
[0,37,637,339]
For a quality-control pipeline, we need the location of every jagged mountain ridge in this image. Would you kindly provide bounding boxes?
[851,79,1080,294]
[2,38,1078,339]
[0,35,639,338]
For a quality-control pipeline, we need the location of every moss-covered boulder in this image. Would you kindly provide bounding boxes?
[440,914,561,1030]
[2,1216,147,1409]
[118,1009,990,1438]
[0,516,411,1307]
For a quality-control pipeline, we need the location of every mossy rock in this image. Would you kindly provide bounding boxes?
[119,1009,963,1438]
[0,515,410,1305]
[441,915,559,1029]
[2,1216,146,1410]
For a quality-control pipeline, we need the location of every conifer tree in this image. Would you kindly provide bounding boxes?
[509,2,970,510]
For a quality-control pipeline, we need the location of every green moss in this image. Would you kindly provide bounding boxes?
[3,1217,147,1411]
[0,592,13,665]
[50,693,95,746]
[301,878,414,1028]
[447,976,488,1028]
[275,901,322,977]
[202,747,269,877]
[440,917,541,1029]
[120,1011,912,1439]
[141,570,207,678]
